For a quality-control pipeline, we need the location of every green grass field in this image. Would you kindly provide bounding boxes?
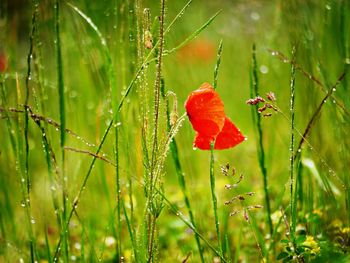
[0,0,349,262]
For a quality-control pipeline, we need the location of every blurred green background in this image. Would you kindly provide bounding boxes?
[0,0,349,262]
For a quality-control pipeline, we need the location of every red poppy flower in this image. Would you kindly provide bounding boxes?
[185,83,245,150]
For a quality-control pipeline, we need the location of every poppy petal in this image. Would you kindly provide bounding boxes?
[185,83,225,137]
[193,117,245,150]
[194,133,214,150]
[214,117,245,150]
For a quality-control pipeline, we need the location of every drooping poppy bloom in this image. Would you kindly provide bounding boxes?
[177,39,215,63]
[185,83,245,150]
[185,82,225,137]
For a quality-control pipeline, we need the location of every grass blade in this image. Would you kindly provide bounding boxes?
[213,39,223,90]
[161,81,205,262]
[289,46,297,242]
[250,44,273,236]
[165,10,221,55]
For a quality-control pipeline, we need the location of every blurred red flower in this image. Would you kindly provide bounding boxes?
[0,51,7,73]
[177,39,215,63]
[185,83,245,150]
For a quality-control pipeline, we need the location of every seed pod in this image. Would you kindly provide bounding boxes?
[266,91,276,102]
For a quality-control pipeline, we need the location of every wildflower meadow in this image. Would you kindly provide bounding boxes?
[0,0,349,262]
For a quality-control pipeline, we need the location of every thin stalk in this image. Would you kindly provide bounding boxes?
[269,48,349,117]
[213,39,223,90]
[224,234,232,263]
[289,47,297,242]
[55,1,195,260]
[147,0,166,261]
[165,10,221,55]
[161,82,204,262]
[340,0,350,226]
[53,120,113,261]
[23,3,40,261]
[114,117,121,259]
[123,200,139,262]
[31,114,62,227]
[210,143,223,260]
[152,184,227,262]
[250,44,273,235]
[294,73,345,161]
[54,0,68,260]
[44,224,52,263]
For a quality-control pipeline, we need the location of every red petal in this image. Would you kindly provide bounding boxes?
[185,83,225,137]
[214,117,245,149]
[194,133,214,150]
[193,117,245,150]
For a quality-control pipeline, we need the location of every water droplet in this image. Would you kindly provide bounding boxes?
[74,242,82,250]
[250,12,260,21]
[332,88,336,92]
[260,65,269,74]
[31,218,36,224]
[325,4,331,10]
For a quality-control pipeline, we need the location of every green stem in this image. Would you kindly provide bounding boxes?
[213,39,223,90]
[54,0,68,260]
[250,44,273,236]
[161,81,205,262]
[210,143,223,260]
[23,2,40,261]
[289,47,297,242]
[147,0,166,261]
[153,183,227,263]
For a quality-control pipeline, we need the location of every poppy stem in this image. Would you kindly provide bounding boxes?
[210,143,224,260]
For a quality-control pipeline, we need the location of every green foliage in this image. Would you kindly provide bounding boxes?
[0,0,349,262]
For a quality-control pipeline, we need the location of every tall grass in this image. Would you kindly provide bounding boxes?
[1,1,350,262]
[288,46,297,243]
[249,44,273,236]
[54,0,68,260]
